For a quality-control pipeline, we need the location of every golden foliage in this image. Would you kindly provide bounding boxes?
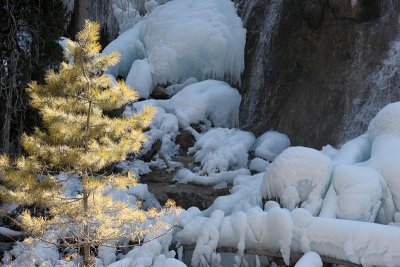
[0,20,179,263]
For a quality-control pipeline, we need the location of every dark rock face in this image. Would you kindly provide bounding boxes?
[237,0,400,148]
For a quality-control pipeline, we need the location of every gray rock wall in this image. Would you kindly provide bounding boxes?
[237,0,400,148]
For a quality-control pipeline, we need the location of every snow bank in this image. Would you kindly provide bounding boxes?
[368,101,400,140]
[188,128,255,175]
[262,147,333,215]
[253,131,290,161]
[294,251,322,267]
[104,0,246,87]
[163,80,242,129]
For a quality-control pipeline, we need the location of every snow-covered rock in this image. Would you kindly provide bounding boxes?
[143,0,245,85]
[253,131,290,161]
[164,80,242,129]
[331,165,383,222]
[294,251,322,267]
[104,0,246,87]
[188,128,255,175]
[249,157,270,173]
[365,134,400,222]
[262,147,333,215]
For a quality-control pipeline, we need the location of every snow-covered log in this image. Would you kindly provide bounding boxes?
[175,207,400,267]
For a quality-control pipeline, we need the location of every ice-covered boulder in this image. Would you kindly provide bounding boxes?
[163,80,242,129]
[294,251,322,267]
[103,0,245,87]
[126,59,153,99]
[368,101,400,140]
[261,147,333,215]
[142,0,245,85]
[332,165,383,222]
[253,131,290,161]
[188,128,255,175]
[365,134,400,222]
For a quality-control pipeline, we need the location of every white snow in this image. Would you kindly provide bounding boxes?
[262,147,333,215]
[104,0,246,86]
[253,131,290,161]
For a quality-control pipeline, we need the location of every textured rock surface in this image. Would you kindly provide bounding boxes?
[236,0,400,148]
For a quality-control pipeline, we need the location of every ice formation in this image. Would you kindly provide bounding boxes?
[188,128,255,175]
[253,131,290,161]
[163,80,242,129]
[261,147,333,215]
[249,157,270,173]
[177,207,400,267]
[125,80,242,130]
[104,0,246,90]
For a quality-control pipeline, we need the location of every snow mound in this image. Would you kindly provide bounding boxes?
[104,0,246,87]
[164,80,242,129]
[253,131,290,161]
[188,128,255,175]
[368,101,400,140]
[261,147,333,215]
[332,165,383,222]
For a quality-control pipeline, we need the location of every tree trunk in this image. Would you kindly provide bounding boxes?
[76,0,91,32]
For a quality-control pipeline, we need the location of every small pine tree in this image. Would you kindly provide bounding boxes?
[0,21,178,266]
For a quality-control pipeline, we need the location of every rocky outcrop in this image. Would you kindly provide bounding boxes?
[237,0,400,148]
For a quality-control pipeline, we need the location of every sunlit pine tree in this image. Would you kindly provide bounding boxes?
[0,20,179,266]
